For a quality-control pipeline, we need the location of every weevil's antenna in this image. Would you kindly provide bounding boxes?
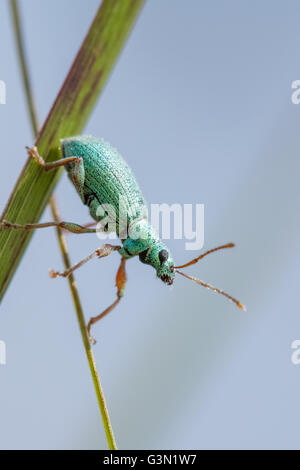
[176,269,246,311]
[174,243,235,269]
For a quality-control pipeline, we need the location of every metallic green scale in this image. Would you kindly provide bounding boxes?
[62,135,175,285]
[0,137,245,340]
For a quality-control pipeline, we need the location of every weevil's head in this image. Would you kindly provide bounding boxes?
[120,221,175,285]
[138,241,175,286]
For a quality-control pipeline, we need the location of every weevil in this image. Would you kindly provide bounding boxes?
[1,135,245,341]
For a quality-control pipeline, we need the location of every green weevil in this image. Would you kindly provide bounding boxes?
[1,135,245,341]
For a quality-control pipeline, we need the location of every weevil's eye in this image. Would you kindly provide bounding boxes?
[159,249,169,264]
[139,249,148,263]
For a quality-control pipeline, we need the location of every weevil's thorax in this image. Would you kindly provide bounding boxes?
[119,220,175,285]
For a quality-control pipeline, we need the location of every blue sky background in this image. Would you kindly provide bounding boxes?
[0,0,300,450]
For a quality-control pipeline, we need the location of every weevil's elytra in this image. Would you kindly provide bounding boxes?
[1,136,246,342]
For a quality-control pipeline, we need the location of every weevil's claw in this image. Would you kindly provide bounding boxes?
[90,336,97,345]
[27,145,44,166]
[49,269,60,279]
[0,219,17,231]
[0,219,9,230]
[88,331,97,345]
[86,321,97,344]
[49,268,70,278]
[26,145,36,157]
[96,244,121,259]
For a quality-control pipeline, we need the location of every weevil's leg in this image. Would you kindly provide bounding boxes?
[63,220,98,234]
[81,221,97,229]
[87,257,127,344]
[0,219,98,234]
[50,244,121,278]
[26,145,82,171]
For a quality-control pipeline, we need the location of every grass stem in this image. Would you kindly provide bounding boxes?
[8,0,125,450]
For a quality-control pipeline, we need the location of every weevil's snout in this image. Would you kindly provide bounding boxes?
[156,252,175,286]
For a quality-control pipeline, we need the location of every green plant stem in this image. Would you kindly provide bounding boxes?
[6,0,146,450]
[49,198,117,450]
[10,0,39,136]
[0,0,145,301]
